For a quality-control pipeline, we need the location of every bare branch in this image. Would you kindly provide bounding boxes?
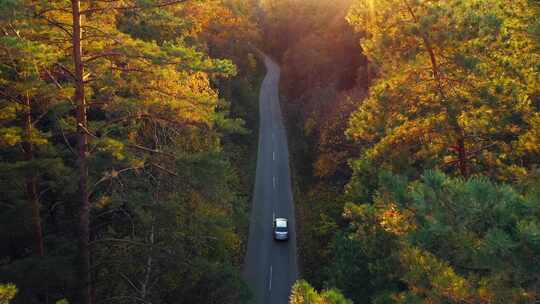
[90,165,147,196]
[55,62,76,80]
[150,162,178,176]
[119,272,141,294]
[127,143,176,159]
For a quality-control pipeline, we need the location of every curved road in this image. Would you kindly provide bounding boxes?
[243,55,298,304]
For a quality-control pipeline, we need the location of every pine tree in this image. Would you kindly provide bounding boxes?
[0,1,70,258]
[0,284,17,304]
[1,0,252,302]
[290,280,352,304]
[346,0,540,180]
[339,170,540,303]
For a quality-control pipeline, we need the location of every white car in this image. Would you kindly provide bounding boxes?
[273,217,289,241]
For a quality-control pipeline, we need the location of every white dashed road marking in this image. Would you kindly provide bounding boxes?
[269,266,273,292]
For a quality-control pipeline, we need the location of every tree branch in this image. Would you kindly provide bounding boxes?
[81,0,188,15]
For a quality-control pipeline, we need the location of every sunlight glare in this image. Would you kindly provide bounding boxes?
[367,0,376,24]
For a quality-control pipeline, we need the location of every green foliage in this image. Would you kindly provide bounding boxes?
[0,284,17,304]
[295,186,347,289]
[323,234,372,303]
[338,170,540,303]
[261,1,540,304]
[346,0,540,180]
[0,0,261,303]
[290,280,352,304]
[290,280,320,304]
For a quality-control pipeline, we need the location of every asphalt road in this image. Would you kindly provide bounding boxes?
[243,55,298,304]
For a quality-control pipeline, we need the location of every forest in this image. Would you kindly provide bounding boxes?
[1,0,539,303]
[263,0,540,303]
[0,0,261,303]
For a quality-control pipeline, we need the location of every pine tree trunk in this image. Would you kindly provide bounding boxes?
[71,1,91,303]
[404,1,470,178]
[457,133,468,178]
[22,93,44,257]
[141,222,154,300]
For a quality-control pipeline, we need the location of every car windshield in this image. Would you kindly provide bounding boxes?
[276,226,287,232]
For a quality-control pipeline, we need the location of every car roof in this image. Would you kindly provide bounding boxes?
[275,218,288,227]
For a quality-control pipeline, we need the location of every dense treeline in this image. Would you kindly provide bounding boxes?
[0,0,261,303]
[263,0,540,303]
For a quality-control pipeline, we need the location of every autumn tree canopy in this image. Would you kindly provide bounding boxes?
[0,0,261,303]
[261,0,539,304]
